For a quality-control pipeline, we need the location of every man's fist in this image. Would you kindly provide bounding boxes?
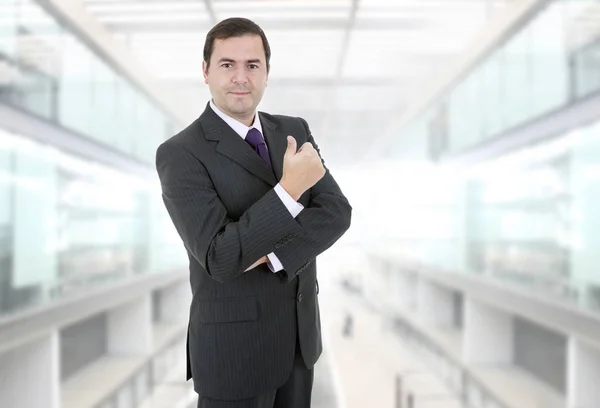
[280,136,325,201]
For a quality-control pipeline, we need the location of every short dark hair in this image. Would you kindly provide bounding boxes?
[203,17,271,72]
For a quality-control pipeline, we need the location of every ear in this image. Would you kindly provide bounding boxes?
[265,64,269,87]
[202,60,209,84]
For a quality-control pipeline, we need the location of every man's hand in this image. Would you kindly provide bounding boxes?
[279,136,325,201]
[244,255,268,272]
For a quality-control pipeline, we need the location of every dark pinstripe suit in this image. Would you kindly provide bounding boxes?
[155,103,352,402]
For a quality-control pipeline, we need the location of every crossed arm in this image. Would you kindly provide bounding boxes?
[269,117,352,281]
[156,119,351,283]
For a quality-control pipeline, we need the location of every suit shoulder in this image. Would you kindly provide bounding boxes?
[156,120,207,170]
[162,119,201,146]
[157,118,208,158]
[259,111,304,126]
[259,112,309,138]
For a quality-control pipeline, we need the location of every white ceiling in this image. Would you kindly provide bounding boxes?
[81,0,513,166]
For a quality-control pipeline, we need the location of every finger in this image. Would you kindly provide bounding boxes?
[285,136,297,158]
[298,142,313,153]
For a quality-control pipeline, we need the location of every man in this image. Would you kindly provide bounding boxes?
[155,17,352,408]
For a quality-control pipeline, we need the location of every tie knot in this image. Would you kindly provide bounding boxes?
[245,128,264,148]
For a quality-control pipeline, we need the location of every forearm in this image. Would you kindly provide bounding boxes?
[157,142,302,283]
[274,190,352,281]
[184,189,301,282]
[272,116,352,280]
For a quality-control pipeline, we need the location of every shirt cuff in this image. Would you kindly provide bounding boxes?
[266,252,284,273]
[274,183,303,218]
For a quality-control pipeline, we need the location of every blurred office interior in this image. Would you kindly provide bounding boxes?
[1,0,600,407]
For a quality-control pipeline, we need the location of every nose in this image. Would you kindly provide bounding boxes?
[232,65,248,84]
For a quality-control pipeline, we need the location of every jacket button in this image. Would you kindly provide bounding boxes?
[297,293,303,303]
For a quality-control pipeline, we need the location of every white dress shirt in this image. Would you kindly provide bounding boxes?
[209,100,303,272]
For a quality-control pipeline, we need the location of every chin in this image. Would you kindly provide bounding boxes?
[231,102,255,114]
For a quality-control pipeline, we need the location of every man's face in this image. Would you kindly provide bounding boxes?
[203,35,269,123]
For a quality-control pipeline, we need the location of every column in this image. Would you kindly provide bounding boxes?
[462,297,513,364]
[157,280,190,323]
[0,331,60,408]
[417,279,454,327]
[107,294,153,355]
[393,269,417,311]
[567,337,600,408]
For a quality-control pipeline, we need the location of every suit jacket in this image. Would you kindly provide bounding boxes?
[155,102,352,400]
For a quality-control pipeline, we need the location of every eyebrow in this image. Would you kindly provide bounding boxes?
[217,58,262,64]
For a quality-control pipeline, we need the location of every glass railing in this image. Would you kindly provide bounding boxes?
[372,114,600,316]
[0,127,187,318]
[0,0,187,319]
[93,337,186,408]
[353,286,509,408]
[354,118,600,318]
[391,0,600,160]
[0,0,176,165]
[391,316,509,408]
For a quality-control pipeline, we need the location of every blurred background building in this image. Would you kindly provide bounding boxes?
[1,0,600,407]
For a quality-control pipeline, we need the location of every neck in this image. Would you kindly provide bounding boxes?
[237,115,254,127]
[212,100,255,127]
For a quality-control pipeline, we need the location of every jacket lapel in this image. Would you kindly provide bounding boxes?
[199,104,277,186]
[260,113,286,182]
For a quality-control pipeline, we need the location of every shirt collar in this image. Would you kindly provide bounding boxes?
[209,99,263,140]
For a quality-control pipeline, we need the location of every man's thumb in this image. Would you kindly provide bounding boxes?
[285,136,297,157]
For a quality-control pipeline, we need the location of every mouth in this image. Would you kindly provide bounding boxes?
[230,91,250,96]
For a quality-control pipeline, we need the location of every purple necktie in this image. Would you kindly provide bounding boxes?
[245,128,272,170]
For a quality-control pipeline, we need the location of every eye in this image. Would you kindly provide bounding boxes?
[221,63,232,68]
[249,64,259,69]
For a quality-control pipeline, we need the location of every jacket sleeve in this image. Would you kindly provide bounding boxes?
[273,117,352,282]
[156,141,303,283]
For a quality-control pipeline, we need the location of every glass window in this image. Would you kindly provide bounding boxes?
[0,133,11,229]
[2,0,61,119]
[58,35,92,135]
[134,93,152,162]
[0,0,182,319]
[1,0,174,165]
[56,160,141,293]
[149,111,166,162]
[468,157,570,291]
[399,0,600,160]
[501,25,532,130]
[480,51,503,140]
[448,78,470,152]
[381,0,600,316]
[530,1,569,116]
[464,66,484,146]
[148,195,186,274]
[0,0,17,59]
[12,139,58,296]
[113,75,135,154]
[0,127,185,317]
[19,68,54,119]
[573,41,600,98]
[391,115,600,314]
[90,56,117,145]
[564,0,600,99]
[0,131,14,314]
[567,119,600,309]
[463,117,600,310]
[0,2,20,108]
